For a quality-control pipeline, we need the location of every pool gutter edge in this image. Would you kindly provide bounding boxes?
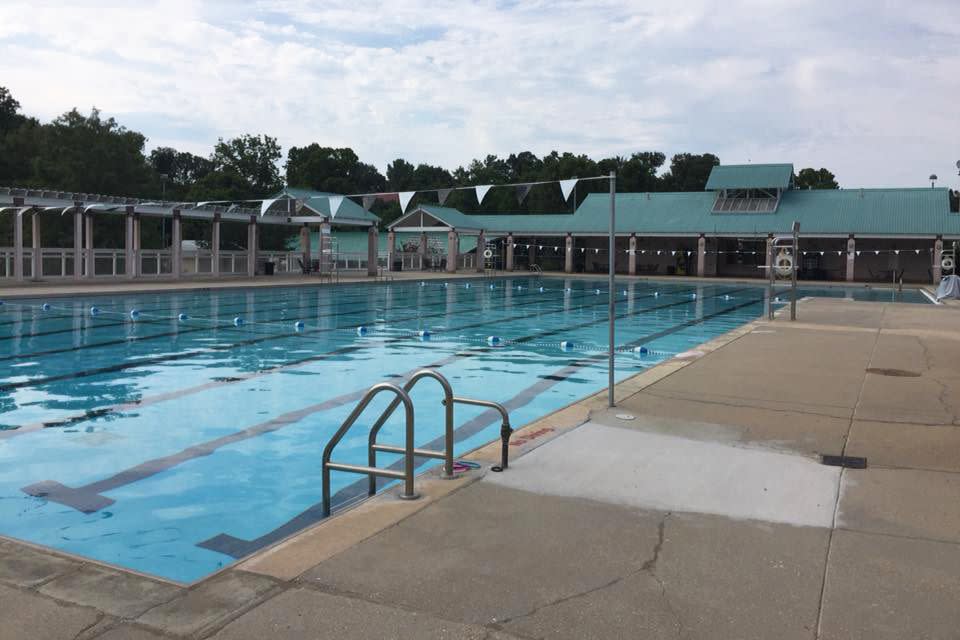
[234,306,766,583]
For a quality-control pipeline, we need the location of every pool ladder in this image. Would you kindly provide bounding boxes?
[321,369,512,517]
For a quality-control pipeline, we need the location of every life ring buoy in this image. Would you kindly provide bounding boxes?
[942,256,955,271]
[483,248,493,259]
[775,251,794,278]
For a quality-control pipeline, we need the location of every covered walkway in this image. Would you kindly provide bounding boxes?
[0,186,384,284]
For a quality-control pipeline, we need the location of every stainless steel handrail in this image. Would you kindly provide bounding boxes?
[321,382,418,517]
[446,396,513,472]
[367,369,456,497]
[764,222,799,321]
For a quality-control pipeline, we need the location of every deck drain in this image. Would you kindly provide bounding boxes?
[615,414,636,421]
[866,368,921,377]
[821,455,868,469]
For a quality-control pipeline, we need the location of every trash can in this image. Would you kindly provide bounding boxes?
[264,261,275,276]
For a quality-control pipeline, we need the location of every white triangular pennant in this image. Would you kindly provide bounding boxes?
[398,191,416,213]
[475,185,493,204]
[559,178,579,201]
[327,196,344,217]
[362,196,376,211]
[437,189,453,205]
[516,184,533,204]
[259,198,279,216]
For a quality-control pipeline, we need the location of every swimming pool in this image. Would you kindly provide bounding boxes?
[0,277,928,582]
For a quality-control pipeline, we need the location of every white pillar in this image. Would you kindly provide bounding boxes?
[628,234,637,276]
[446,229,459,273]
[697,234,706,277]
[212,214,221,277]
[846,235,855,282]
[418,231,428,270]
[505,233,514,271]
[13,208,24,282]
[476,230,486,273]
[132,214,141,277]
[933,237,943,283]
[84,212,94,279]
[367,225,379,277]
[387,230,396,271]
[319,221,330,274]
[73,208,83,280]
[247,216,257,278]
[31,211,41,280]
[564,233,573,273]
[172,211,182,279]
[124,209,135,280]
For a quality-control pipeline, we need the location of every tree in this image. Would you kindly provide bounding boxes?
[660,153,720,192]
[149,147,213,186]
[286,144,386,195]
[794,167,839,189]
[604,151,665,193]
[32,108,154,195]
[0,86,27,134]
[210,134,282,198]
[386,158,416,191]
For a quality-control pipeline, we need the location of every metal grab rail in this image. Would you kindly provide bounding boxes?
[323,371,514,519]
[447,396,513,473]
[367,370,456,497]
[321,383,418,517]
[763,221,800,321]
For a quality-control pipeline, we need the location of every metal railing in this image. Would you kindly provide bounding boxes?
[321,369,513,518]
[761,221,800,321]
[322,383,418,518]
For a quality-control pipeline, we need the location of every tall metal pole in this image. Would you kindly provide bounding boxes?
[608,171,616,408]
[791,221,799,321]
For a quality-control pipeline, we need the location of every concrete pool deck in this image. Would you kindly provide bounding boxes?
[3,296,960,638]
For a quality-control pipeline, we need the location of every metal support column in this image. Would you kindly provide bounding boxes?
[607,171,616,408]
[31,211,42,280]
[212,214,221,277]
[84,212,94,279]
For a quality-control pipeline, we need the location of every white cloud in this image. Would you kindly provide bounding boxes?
[0,0,958,187]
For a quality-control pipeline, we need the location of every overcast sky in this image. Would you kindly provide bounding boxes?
[2,0,958,188]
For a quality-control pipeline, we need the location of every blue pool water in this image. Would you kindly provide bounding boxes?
[0,278,928,582]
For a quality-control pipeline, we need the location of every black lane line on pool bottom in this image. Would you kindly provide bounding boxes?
[0,284,616,392]
[2,284,658,440]
[20,286,754,511]
[0,276,451,330]
[0,277,514,353]
[198,295,764,559]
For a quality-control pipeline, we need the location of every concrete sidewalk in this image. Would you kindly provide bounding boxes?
[3,297,960,639]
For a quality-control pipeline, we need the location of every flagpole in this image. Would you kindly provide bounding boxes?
[608,170,616,408]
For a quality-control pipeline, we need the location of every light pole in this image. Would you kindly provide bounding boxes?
[607,171,616,408]
[930,174,938,189]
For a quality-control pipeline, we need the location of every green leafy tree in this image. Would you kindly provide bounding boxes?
[286,144,385,195]
[660,153,720,192]
[32,108,154,195]
[209,134,282,198]
[149,147,214,199]
[0,87,28,134]
[794,167,839,189]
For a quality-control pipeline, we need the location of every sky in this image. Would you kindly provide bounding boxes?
[1,0,959,188]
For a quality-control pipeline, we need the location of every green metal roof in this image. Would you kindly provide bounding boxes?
[400,188,958,238]
[389,205,485,232]
[277,187,379,224]
[705,164,794,190]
